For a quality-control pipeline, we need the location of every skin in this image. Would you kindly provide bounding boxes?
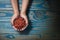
[11,0,29,31]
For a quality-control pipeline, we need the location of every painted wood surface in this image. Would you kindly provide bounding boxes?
[0,0,59,40]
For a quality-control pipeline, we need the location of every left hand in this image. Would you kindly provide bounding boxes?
[19,13,28,31]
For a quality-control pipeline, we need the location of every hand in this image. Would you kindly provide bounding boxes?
[20,13,28,31]
[11,13,19,26]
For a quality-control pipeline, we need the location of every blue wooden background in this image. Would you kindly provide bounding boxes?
[0,0,59,40]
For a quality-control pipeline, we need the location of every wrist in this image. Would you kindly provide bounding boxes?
[20,11,26,15]
[14,11,19,14]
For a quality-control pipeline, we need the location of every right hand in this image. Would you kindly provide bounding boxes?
[11,14,19,25]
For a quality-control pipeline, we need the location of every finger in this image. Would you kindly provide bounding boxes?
[10,19,14,26]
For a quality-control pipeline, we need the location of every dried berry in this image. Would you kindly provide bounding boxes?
[13,16,26,30]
